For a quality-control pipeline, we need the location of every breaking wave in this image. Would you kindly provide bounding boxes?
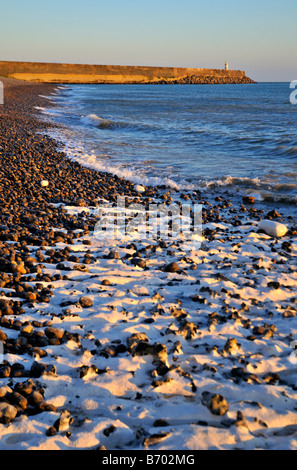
[43,83,297,207]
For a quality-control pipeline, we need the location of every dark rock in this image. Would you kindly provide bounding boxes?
[6,392,27,410]
[44,327,64,340]
[0,365,11,378]
[0,329,7,342]
[30,361,46,378]
[14,380,35,397]
[103,425,116,437]
[46,426,57,436]
[143,432,171,447]
[53,410,72,431]
[201,391,229,416]
[163,262,180,273]
[28,391,44,407]
[107,251,120,260]
[242,196,255,204]
[11,363,25,377]
[79,296,93,308]
[267,281,280,289]
[262,372,280,384]
[131,258,146,268]
[153,419,170,427]
[265,210,281,219]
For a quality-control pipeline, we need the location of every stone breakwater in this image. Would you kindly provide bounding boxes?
[158,74,255,84]
[0,61,255,84]
[0,78,296,450]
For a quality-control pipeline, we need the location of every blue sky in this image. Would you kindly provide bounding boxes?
[1,0,296,81]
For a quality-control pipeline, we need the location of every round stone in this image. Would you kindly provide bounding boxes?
[79,296,93,308]
[0,403,18,424]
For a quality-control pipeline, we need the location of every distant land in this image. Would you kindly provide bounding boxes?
[0,61,255,84]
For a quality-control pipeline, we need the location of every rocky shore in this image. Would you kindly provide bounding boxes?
[154,74,256,84]
[0,77,296,450]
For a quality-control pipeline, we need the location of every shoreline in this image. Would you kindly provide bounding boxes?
[0,77,296,450]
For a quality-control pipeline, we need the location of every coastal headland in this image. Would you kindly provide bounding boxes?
[0,60,255,84]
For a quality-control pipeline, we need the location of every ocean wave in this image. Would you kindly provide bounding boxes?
[70,153,196,191]
[201,175,262,189]
[81,114,115,129]
[275,145,297,157]
[45,86,297,207]
[45,128,193,190]
[80,113,169,136]
[247,190,297,204]
[203,176,297,202]
[44,127,297,206]
[80,113,156,133]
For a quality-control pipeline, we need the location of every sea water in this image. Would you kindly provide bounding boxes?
[45,82,297,206]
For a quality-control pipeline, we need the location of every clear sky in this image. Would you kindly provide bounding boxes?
[1,0,296,82]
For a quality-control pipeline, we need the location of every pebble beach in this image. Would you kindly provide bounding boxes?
[0,77,297,450]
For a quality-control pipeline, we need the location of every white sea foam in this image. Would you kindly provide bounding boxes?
[81,113,105,125]
[63,143,195,190]
[38,94,55,100]
[44,126,297,204]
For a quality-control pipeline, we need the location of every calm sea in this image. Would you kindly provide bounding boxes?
[44,82,297,206]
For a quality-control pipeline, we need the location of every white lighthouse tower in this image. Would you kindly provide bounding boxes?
[225,61,229,71]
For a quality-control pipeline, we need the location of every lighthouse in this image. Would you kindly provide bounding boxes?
[225,61,229,71]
